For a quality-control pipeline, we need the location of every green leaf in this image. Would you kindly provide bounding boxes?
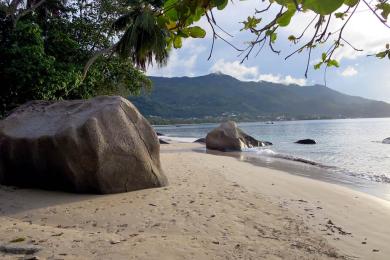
[376,2,390,20]
[288,35,296,41]
[303,0,344,15]
[177,30,189,38]
[314,62,323,70]
[241,16,261,31]
[335,12,347,19]
[212,0,229,10]
[321,52,327,61]
[173,36,182,48]
[156,16,169,27]
[344,0,359,7]
[270,32,277,43]
[163,0,179,21]
[187,26,206,38]
[327,59,340,67]
[277,4,296,27]
[376,51,387,59]
[192,7,205,22]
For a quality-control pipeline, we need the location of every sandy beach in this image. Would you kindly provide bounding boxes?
[1,142,390,259]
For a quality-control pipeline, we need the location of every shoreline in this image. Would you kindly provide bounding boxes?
[195,146,390,202]
[151,117,390,127]
[159,135,390,202]
[0,142,389,259]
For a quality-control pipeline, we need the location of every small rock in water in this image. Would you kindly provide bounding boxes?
[382,137,390,144]
[295,139,316,144]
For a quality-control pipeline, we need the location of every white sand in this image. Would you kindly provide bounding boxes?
[1,142,389,259]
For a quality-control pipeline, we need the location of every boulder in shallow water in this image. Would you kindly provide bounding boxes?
[206,121,271,151]
[382,138,390,144]
[295,139,316,145]
[0,96,167,194]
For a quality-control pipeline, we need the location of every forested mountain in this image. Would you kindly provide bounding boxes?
[128,73,390,123]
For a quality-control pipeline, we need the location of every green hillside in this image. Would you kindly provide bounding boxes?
[128,73,390,123]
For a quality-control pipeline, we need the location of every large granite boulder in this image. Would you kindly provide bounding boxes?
[0,96,167,194]
[206,121,271,151]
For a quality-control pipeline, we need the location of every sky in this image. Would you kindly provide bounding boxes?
[147,0,390,102]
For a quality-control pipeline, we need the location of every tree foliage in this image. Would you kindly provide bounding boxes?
[144,0,389,76]
[0,0,151,117]
[90,0,389,78]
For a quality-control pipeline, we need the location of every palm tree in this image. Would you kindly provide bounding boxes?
[112,1,169,70]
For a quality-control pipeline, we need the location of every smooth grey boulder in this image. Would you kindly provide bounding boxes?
[0,96,167,194]
[382,137,390,144]
[206,121,271,151]
[295,139,316,144]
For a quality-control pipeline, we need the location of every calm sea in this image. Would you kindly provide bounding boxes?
[155,118,390,201]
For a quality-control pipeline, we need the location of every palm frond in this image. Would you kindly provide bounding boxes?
[115,8,168,70]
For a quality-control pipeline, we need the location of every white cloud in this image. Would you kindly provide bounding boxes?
[259,74,307,86]
[210,59,307,86]
[146,38,206,77]
[341,66,358,77]
[210,60,258,81]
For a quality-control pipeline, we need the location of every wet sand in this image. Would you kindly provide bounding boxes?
[1,142,389,259]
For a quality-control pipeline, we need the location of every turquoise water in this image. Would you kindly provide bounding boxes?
[156,118,390,200]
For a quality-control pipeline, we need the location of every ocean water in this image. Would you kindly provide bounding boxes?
[156,118,390,200]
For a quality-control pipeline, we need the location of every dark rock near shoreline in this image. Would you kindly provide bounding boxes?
[156,132,164,136]
[0,96,167,194]
[295,139,316,145]
[194,138,206,144]
[159,139,169,144]
[382,137,390,144]
[206,121,271,151]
